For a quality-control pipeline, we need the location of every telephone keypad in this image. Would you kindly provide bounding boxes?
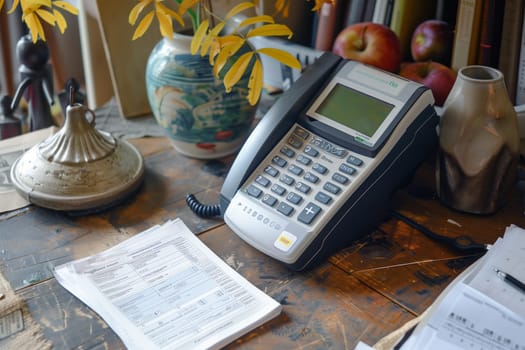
[247,185,263,198]
[304,145,319,157]
[256,175,271,187]
[295,182,311,194]
[246,126,365,226]
[288,165,303,176]
[339,163,356,176]
[262,194,277,207]
[277,202,294,216]
[332,173,349,185]
[287,192,303,205]
[280,174,295,186]
[347,155,363,166]
[264,166,279,177]
[280,146,295,158]
[298,203,321,224]
[288,136,303,149]
[323,182,341,194]
[297,155,311,165]
[272,156,287,167]
[315,192,332,205]
[271,184,286,196]
[303,172,319,184]
[312,163,327,174]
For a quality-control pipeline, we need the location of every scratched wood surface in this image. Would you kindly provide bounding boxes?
[1,137,524,349]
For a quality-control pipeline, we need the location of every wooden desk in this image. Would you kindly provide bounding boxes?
[1,136,524,349]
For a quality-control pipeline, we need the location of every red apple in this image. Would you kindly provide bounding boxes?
[400,61,456,106]
[332,22,402,73]
[411,20,453,64]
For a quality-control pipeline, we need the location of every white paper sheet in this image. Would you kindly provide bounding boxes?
[54,219,282,350]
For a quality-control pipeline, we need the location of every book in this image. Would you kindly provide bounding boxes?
[363,0,378,22]
[435,0,459,26]
[389,0,438,60]
[450,0,484,71]
[515,4,525,104]
[498,0,525,104]
[53,219,283,350]
[476,0,505,67]
[372,0,390,24]
[344,0,367,27]
[384,0,396,26]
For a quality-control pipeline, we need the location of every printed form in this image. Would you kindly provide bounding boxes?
[54,219,282,350]
[398,224,525,350]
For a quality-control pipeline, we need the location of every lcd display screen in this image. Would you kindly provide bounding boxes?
[315,83,395,138]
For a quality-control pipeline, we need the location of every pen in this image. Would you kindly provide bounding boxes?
[494,268,525,294]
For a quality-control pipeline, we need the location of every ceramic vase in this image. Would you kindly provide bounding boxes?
[145,33,257,159]
[436,65,520,214]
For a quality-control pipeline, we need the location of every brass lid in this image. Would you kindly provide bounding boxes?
[10,103,144,212]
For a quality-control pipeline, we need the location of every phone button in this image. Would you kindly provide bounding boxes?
[246,185,262,198]
[298,203,321,224]
[264,166,279,177]
[277,202,294,216]
[262,194,277,207]
[315,192,332,205]
[255,175,271,187]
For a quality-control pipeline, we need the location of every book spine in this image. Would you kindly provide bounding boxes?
[515,5,525,104]
[498,0,525,104]
[372,0,389,24]
[345,0,367,26]
[476,0,504,67]
[451,0,484,71]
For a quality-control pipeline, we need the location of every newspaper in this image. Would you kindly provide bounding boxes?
[0,127,57,213]
[53,218,282,350]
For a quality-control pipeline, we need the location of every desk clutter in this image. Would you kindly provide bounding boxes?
[358,224,525,350]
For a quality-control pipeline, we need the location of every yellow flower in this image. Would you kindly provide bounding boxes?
[1,0,78,43]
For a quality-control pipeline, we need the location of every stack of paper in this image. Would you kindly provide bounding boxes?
[398,224,525,350]
[54,219,282,350]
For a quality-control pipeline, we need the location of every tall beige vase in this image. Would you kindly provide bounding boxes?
[436,65,520,214]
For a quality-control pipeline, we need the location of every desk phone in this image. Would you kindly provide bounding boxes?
[218,53,438,271]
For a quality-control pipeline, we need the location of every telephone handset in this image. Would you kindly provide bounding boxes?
[195,52,439,271]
